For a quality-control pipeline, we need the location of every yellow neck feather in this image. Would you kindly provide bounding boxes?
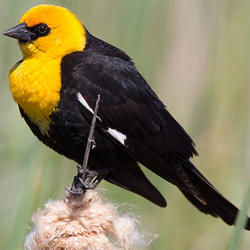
[8,5,87,134]
[9,55,61,134]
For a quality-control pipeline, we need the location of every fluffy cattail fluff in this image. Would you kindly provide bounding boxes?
[25,190,156,250]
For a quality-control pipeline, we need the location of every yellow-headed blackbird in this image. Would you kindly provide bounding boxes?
[3,5,250,229]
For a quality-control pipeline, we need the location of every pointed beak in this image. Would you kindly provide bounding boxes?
[3,23,33,42]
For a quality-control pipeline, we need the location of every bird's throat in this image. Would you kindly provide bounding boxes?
[9,56,62,135]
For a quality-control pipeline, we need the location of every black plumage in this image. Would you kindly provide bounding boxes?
[20,29,250,229]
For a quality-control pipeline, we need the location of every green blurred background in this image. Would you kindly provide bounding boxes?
[0,0,249,249]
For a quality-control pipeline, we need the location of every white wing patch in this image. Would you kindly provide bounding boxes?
[77,93,94,114]
[77,92,125,144]
[107,128,127,145]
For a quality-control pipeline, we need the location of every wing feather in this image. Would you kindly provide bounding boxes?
[61,51,197,182]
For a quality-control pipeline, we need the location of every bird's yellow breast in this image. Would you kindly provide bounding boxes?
[9,56,61,134]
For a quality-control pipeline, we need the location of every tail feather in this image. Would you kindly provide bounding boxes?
[104,161,167,207]
[181,161,250,230]
[103,152,250,229]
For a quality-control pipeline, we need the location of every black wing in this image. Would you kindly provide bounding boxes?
[61,48,197,186]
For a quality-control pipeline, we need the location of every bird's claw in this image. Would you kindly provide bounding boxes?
[67,165,102,195]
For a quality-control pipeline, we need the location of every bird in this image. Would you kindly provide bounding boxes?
[3,4,250,230]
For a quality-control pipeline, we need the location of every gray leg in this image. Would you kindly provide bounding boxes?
[67,164,110,195]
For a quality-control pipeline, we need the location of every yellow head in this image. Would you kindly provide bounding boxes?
[4,4,86,59]
[4,5,87,134]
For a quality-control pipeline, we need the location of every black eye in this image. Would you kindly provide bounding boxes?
[36,23,49,35]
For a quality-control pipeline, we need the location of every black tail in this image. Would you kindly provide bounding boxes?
[179,161,250,230]
[104,156,250,229]
[104,161,167,207]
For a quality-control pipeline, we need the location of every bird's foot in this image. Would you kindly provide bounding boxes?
[66,165,105,195]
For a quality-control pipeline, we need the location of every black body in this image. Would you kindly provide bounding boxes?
[20,30,250,229]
